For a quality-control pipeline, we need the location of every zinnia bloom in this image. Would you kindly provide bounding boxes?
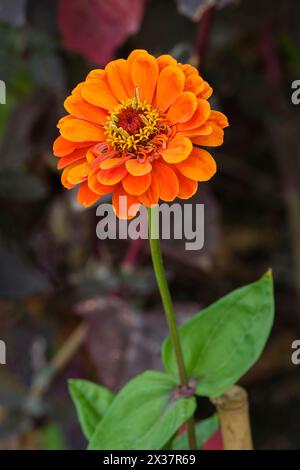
[53,50,228,218]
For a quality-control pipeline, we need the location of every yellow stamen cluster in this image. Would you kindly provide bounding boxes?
[104,98,160,152]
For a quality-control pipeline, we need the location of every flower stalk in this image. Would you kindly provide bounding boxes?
[148,205,197,450]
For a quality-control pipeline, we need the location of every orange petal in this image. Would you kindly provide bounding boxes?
[192,122,224,147]
[167,91,197,124]
[177,99,211,131]
[180,63,199,78]
[185,74,206,95]
[81,79,118,110]
[71,83,84,96]
[198,81,213,99]
[106,59,134,102]
[176,171,198,199]
[126,159,152,176]
[61,166,75,189]
[53,136,92,157]
[139,178,159,207]
[67,161,89,185]
[156,54,177,71]
[122,172,151,196]
[57,149,87,169]
[152,160,179,202]
[60,159,88,188]
[177,123,213,138]
[78,181,100,207]
[112,185,140,220]
[86,69,106,80]
[161,135,192,163]
[176,147,216,181]
[60,118,105,142]
[156,66,185,112]
[64,95,107,124]
[98,164,127,185]
[130,52,159,104]
[127,49,149,67]
[88,168,116,195]
[180,64,207,95]
[57,115,73,129]
[210,110,229,128]
[100,157,124,170]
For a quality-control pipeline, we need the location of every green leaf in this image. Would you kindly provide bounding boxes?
[163,271,274,397]
[88,371,196,450]
[69,379,114,440]
[171,415,219,450]
[41,423,65,450]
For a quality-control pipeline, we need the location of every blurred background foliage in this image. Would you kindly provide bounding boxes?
[0,0,300,450]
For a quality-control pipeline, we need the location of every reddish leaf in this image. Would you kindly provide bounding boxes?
[203,430,223,450]
[58,0,145,64]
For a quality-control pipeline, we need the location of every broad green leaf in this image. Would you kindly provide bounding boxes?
[69,379,114,440]
[163,271,274,397]
[171,415,219,450]
[88,371,196,450]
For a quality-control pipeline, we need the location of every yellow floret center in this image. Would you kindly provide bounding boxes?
[104,98,160,152]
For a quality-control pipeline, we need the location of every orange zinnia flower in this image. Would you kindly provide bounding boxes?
[53,50,228,218]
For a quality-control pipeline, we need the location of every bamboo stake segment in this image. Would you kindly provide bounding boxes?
[211,385,253,450]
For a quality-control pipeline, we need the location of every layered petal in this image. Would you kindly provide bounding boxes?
[126,159,152,176]
[112,185,140,220]
[139,178,159,207]
[130,52,159,103]
[192,122,224,147]
[60,118,105,142]
[161,135,192,163]
[177,123,213,138]
[180,64,206,96]
[57,149,87,169]
[209,110,229,128]
[86,69,106,81]
[152,160,179,201]
[176,171,198,199]
[176,147,216,182]
[81,79,118,110]
[88,168,117,195]
[197,81,213,99]
[167,91,197,123]
[61,166,76,189]
[106,59,134,102]
[64,95,107,124]
[67,161,89,185]
[78,181,100,207]
[53,135,93,157]
[177,99,211,131]
[122,172,151,195]
[61,160,87,189]
[156,54,177,71]
[98,164,128,185]
[155,65,185,112]
[100,157,124,170]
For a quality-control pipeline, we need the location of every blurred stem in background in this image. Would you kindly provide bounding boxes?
[148,205,197,450]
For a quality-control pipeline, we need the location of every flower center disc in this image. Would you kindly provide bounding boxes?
[105,98,161,152]
[117,108,143,135]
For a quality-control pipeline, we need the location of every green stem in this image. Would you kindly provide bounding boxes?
[148,205,197,450]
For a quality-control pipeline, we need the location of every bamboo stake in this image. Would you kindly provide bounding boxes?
[211,385,253,450]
